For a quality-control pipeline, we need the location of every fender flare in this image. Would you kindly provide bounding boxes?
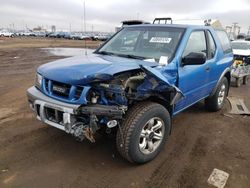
[209,67,231,97]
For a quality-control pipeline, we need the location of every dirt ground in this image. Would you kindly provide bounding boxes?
[0,37,249,188]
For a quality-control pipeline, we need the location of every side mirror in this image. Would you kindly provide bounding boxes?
[182,52,206,66]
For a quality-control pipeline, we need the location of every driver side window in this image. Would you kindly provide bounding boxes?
[183,31,207,57]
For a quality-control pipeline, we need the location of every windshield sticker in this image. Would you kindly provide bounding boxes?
[149,37,172,43]
[159,56,169,65]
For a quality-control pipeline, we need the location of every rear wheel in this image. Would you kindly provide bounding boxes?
[243,76,248,85]
[116,102,171,163]
[236,78,241,87]
[205,77,228,111]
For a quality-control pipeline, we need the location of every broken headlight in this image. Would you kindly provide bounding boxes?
[35,73,43,89]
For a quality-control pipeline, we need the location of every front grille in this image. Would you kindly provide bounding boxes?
[43,78,84,101]
[75,86,84,98]
[44,106,64,124]
[36,104,41,117]
[52,81,71,97]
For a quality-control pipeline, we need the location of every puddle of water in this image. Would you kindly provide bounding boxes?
[42,48,95,57]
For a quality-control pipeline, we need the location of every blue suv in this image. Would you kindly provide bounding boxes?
[27,22,233,163]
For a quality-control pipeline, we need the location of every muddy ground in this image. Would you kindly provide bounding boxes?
[0,37,249,188]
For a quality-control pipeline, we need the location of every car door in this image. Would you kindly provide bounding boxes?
[174,30,211,113]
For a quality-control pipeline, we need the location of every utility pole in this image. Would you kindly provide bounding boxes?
[83,0,87,54]
[83,0,86,34]
[232,22,238,35]
[81,16,83,32]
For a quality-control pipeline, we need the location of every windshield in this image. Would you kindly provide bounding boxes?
[96,26,184,62]
[232,42,250,50]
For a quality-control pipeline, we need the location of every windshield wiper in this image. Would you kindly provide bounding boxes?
[96,51,116,56]
[115,54,145,60]
[96,51,145,60]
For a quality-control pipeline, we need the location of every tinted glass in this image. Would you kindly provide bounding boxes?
[183,31,207,57]
[98,27,185,61]
[216,30,232,54]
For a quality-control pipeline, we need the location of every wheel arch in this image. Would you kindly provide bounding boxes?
[137,96,173,135]
[146,96,173,116]
[209,67,231,97]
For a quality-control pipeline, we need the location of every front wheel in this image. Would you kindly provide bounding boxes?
[205,77,229,111]
[116,102,171,164]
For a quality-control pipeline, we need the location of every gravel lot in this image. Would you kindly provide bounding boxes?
[0,37,249,188]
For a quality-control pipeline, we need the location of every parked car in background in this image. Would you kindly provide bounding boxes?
[34,31,46,37]
[232,40,250,66]
[231,40,250,86]
[21,31,36,37]
[92,34,112,41]
[78,34,92,40]
[0,30,14,37]
[237,33,246,40]
[48,32,70,38]
[68,32,82,40]
[48,32,59,38]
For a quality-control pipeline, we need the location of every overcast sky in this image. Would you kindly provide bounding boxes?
[0,0,250,33]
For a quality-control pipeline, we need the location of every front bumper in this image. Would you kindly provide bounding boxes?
[27,86,80,131]
[27,86,125,141]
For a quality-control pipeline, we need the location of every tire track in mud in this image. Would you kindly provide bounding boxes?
[0,125,67,168]
[177,136,208,188]
[0,126,55,150]
[147,121,209,188]
[147,128,196,188]
[0,112,33,126]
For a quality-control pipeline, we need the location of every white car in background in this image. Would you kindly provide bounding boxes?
[231,40,250,86]
[0,30,14,37]
[232,40,250,66]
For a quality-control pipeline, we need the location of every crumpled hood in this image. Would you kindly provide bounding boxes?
[38,54,158,85]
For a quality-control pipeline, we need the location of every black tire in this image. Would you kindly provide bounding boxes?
[116,102,171,164]
[236,78,241,87]
[205,77,229,111]
[243,76,248,85]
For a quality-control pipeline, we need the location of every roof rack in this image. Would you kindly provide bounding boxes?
[153,17,173,24]
[121,20,150,26]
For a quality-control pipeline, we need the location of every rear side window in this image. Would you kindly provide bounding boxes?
[216,30,232,54]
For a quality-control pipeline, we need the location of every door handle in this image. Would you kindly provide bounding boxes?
[205,66,210,72]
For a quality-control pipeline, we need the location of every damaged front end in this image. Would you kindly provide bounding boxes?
[27,65,184,142]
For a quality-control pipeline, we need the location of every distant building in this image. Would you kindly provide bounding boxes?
[33,26,46,32]
[51,25,56,32]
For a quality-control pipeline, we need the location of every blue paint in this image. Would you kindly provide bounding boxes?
[36,24,233,113]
